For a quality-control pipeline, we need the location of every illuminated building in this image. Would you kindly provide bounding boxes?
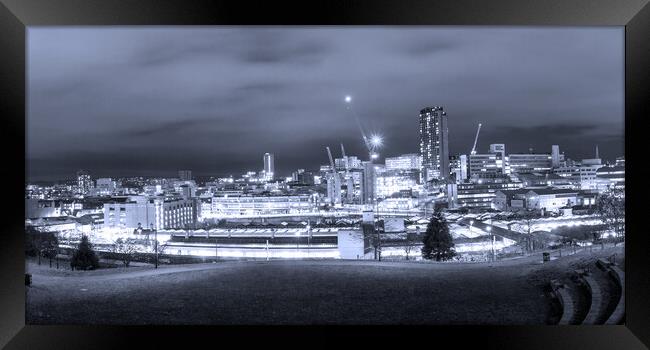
[375,169,421,198]
[554,162,603,190]
[615,157,625,167]
[506,154,553,174]
[263,153,275,181]
[210,195,314,216]
[103,196,198,230]
[469,153,505,180]
[385,154,421,171]
[551,145,561,168]
[449,154,468,183]
[335,156,362,170]
[447,182,523,209]
[76,170,92,195]
[513,172,573,188]
[362,161,376,204]
[493,188,580,212]
[595,165,625,191]
[92,178,116,196]
[419,106,449,181]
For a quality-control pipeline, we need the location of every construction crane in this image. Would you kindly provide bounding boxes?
[340,143,354,202]
[326,146,336,173]
[326,146,341,204]
[470,123,482,155]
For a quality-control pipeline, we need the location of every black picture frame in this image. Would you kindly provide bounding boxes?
[1,0,648,348]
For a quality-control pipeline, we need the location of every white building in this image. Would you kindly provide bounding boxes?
[103,196,198,230]
[210,195,314,216]
[385,153,422,171]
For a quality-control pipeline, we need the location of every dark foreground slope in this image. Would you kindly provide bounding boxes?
[26,246,623,325]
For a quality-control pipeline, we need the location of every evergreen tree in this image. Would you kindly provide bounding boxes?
[421,211,456,261]
[70,235,99,270]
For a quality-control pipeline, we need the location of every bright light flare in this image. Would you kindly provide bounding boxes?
[370,134,383,148]
[371,153,379,159]
[344,95,352,103]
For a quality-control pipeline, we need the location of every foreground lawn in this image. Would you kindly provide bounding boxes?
[26,246,623,325]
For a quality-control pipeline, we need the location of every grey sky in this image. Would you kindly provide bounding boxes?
[27,27,624,181]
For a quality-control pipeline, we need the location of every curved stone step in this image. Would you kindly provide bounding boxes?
[549,280,576,325]
[577,272,604,325]
[605,265,625,325]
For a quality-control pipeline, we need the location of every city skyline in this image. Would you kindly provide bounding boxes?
[27,27,624,181]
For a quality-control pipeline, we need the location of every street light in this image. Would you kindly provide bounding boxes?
[486,226,494,262]
[153,225,158,269]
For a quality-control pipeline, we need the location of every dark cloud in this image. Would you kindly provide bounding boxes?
[401,39,457,56]
[26,27,624,181]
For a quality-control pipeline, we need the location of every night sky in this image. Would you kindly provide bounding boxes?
[27,27,624,181]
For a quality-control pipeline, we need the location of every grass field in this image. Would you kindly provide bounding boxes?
[25,245,623,325]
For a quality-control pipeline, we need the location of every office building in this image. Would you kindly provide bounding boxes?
[507,154,553,174]
[375,169,421,198]
[362,161,376,204]
[103,196,198,230]
[385,154,422,171]
[595,165,625,191]
[335,155,363,170]
[469,153,505,180]
[449,154,468,182]
[447,181,522,209]
[493,188,580,212]
[93,178,116,196]
[551,145,561,168]
[178,170,192,181]
[419,106,449,181]
[210,195,314,216]
[554,161,603,191]
[263,153,275,181]
[76,170,92,196]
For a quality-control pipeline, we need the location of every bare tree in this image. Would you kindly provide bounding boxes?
[511,210,539,252]
[113,238,138,267]
[596,186,625,238]
[403,232,419,260]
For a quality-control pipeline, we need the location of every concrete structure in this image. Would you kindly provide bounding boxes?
[337,229,372,259]
[419,106,449,181]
